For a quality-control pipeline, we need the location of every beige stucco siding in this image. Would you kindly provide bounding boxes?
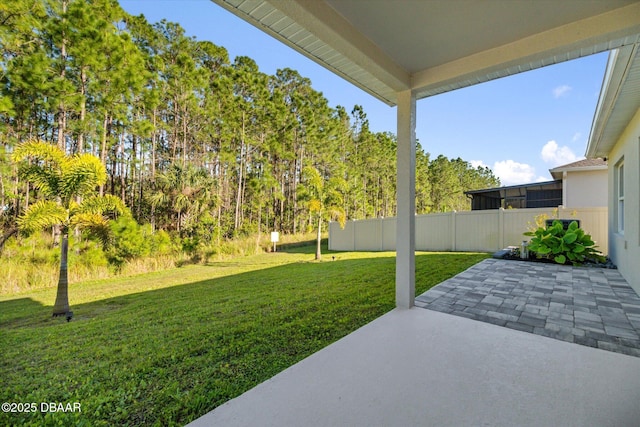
[607,107,640,293]
[565,170,608,208]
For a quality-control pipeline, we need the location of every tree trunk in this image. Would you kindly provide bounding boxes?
[316,215,322,261]
[52,232,70,317]
[99,112,109,196]
[119,132,126,202]
[77,67,87,154]
[234,112,245,232]
[0,226,18,254]
[56,0,68,152]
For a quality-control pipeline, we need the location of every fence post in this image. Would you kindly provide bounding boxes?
[351,220,356,251]
[451,211,457,251]
[499,208,505,250]
[558,205,566,218]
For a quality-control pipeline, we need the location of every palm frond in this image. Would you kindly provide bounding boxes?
[327,206,347,228]
[309,199,322,213]
[17,200,67,233]
[62,154,107,199]
[70,213,112,246]
[70,212,110,229]
[148,192,168,208]
[79,194,130,218]
[301,165,323,195]
[17,163,62,197]
[174,194,190,212]
[11,140,67,166]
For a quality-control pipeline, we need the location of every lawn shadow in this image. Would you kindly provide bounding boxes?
[273,238,354,258]
[271,239,318,254]
[0,297,51,328]
[2,252,487,330]
[3,254,396,328]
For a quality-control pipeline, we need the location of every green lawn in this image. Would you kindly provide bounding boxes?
[0,244,488,426]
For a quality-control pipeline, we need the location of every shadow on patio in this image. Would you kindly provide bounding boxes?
[189,259,640,427]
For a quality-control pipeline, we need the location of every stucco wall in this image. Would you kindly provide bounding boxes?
[607,108,640,293]
[566,169,607,207]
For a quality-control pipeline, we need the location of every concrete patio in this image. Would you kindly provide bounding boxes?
[189,259,640,427]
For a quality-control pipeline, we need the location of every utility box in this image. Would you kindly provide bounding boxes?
[545,219,580,230]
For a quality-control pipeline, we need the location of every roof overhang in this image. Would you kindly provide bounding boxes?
[549,160,608,180]
[550,166,608,180]
[213,0,640,106]
[587,43,640,158]
[465,180,562,196]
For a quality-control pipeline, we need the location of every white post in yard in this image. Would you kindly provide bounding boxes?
[396,90,416,308]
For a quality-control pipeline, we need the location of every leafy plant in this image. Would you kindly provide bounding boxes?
[524,220,605,265]
[105,216,152,269]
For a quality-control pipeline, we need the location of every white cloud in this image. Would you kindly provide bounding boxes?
[572,132,582,142]
[553,84,572,98]
[493,160,542,186]
[540,140,581,166]
[470,160,489,169]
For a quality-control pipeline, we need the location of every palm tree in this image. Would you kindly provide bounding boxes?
[149,164,216,236]
[12,140,128,318]
[299,164,346,260]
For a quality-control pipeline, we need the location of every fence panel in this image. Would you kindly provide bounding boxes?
[328,220,354,251]
[560,207,608,255]
[455,210,499,251]
[416,213,451,251]
[354,220,382,251]
[328,206,609,255]
[381,218,396,251]
[502,207,551,249]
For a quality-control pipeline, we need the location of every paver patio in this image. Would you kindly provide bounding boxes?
[416,258,640,357]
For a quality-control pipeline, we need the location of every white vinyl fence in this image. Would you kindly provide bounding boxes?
[329,206,608,255]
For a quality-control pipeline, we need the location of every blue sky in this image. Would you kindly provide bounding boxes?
[120,0,608,186]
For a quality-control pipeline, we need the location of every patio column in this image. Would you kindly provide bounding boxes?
[396,90,416,308]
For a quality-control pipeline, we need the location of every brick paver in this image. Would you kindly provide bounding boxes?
[415,258,640,357]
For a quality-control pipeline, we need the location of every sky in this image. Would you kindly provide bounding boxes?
[120,0,609,187]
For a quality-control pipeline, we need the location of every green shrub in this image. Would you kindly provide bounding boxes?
[150,229,174,255]
[524,220,605,265]
[106,217,152,268]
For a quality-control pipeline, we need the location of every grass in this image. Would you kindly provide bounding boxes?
[0,231,321,294]
[0,243,489,426]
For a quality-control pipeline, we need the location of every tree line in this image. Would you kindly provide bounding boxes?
[0,0,499,254]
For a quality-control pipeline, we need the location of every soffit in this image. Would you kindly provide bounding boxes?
[587,45,640,158]
[213,0,640,106]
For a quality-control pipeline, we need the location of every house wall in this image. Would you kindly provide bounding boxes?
[607,108,640,292]
[566,170,608,207]
[329,206,608,255]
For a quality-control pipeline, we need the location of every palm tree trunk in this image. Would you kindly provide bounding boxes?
[316,215,322,261]
[52,232,70,317]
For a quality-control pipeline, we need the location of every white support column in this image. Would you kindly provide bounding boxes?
[396,90,416,309]
[562,171,568,207]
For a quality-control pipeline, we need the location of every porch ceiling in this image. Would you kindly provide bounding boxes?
[212,0,640,105]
